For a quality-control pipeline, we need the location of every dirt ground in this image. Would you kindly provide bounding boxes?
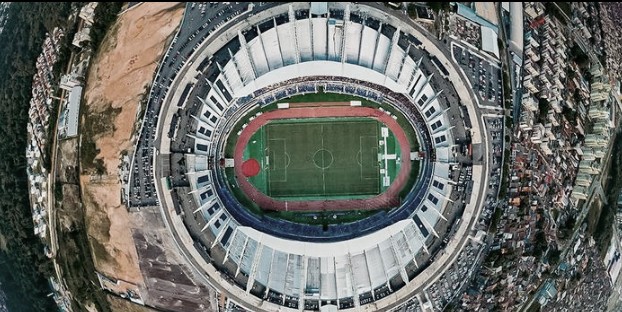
[59,139,79,184]
[107,295,159,312]
[80,2,184,286]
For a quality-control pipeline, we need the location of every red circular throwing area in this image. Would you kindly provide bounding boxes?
[241,158,261,177]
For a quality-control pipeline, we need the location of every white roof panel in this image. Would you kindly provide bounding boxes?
[327,23,342,61]
[379,239,400,278]
[261,28,284,70]
[386,46,405,81]
[433,162,451,179]
[335,255,354,298]
[372,34,390,73]
[255,246,274,285]
[284,254,304,296]
[228,230,247,264]
[65,86,82,137]
[392,231,413,265]
[239,238,258,275]
[351,253,371,293]
[312,18,328,60]
[310,2,328,16]
[398,56,416,86]
[344,22,362,63]
[320,257,337,299]
[295,19,313,61]
[366,246,387,288]
[223,61,245,94]
[234,45,255,83]
[233,61,409,98]
[268,251,288,293]
[248,38,270,76]
[276,23,297,66]
[306,257,321,294]
[359,27,377,68]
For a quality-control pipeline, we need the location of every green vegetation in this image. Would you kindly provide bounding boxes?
[498,148,511,199]
[502,68,512,111]
[526,301,542,312]
[538,98,550,124]
[56,214,112,312]
[80,104,122,175]
[61,3,127,311]
[407,3,418,19]
[427,2,451,13]
[264,209,382,226]
[533,230,547,258]
[281,92,358,103]
[0,3,78,311]
[224,103,278,158]
[224,91,425,225]
[594,131,622,258]
[255,118,381,198]
[505,116,513,136]
[569,44,590,69]
[89,2,124,55]
[544,3,570,24]
[79,2,124,175]
[489,204,504,233]
[400,159,420,199]
[43,10,82,171]
[282,92,420,150]
[225,167,382,225]
[562,106,578,126]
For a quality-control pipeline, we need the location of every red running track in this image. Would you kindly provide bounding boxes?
[233,106,412,211]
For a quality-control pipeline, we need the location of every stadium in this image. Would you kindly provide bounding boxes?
[148,2,489,311]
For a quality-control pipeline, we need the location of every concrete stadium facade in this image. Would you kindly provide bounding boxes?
[151,2,489,311]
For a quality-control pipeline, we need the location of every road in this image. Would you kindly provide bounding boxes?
[45,14,84,312]
[128,2,282,208]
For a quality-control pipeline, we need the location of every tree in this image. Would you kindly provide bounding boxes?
[0,3,79,311]
[407,3,417,19]
[428,2,450,13]
[538,98,550,123]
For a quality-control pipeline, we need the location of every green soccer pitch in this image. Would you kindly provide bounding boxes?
[245,117,390,199]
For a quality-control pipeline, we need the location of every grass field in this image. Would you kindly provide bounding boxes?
[227,92,421,224]
[283,92,420,151]
[248,118,382,198]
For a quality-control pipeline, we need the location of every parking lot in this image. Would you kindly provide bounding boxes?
[451,43,503,108]
[484,116,504,175]
[128,2,281,207]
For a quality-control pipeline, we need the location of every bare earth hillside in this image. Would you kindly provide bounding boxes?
[80,2,184,288]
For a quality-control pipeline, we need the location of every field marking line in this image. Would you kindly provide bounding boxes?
[321,124,326,196]
[380,129,386,193]
[284,152,291,168]
[311,148,326,170]
[260,125,271,195]
[267,138,287,183]
[360,135,380,181]
[284,140,288,183]
[359,135,364,181]
[264,124,271,196]
[261,126,269,169]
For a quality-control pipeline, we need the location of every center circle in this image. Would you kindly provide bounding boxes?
[313,149,334,169]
